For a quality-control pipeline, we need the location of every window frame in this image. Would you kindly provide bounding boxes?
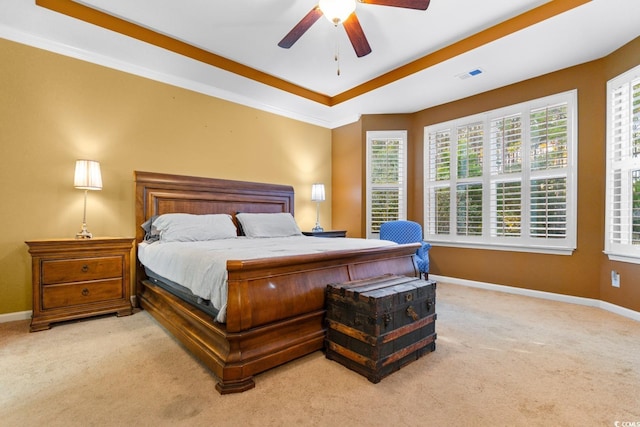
[423,90,578,255]
[604,64,640,264]
[366,130,408,239]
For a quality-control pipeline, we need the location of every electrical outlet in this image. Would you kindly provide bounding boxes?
[611,270,620,288]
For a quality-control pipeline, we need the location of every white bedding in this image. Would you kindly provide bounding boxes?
[138,236,396,323]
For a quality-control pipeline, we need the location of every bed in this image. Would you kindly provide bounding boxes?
[134,171,420,393]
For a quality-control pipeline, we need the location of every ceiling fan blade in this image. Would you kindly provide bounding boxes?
[343,13,372,57]
[359,0,430,11]
[278,6,323,49]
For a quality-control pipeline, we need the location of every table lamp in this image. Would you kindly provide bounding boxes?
[74,159,102,239]
[311,183,325,232]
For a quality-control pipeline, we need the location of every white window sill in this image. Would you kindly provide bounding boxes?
[604,251,640,265]
[427,240,575,255]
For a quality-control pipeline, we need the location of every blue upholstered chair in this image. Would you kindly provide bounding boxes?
[379,220,431,279]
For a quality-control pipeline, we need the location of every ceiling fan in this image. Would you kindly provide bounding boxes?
[278,0,431,58]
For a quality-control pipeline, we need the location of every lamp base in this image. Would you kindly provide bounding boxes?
[312,201,324,233]
[76,224,93,239]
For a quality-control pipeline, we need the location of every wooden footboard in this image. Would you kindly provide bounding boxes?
[225,245,420,332]
[139,243,419,393]
[134,171,420,393]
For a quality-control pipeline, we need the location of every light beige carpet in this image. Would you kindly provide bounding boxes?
[1,283,639,427]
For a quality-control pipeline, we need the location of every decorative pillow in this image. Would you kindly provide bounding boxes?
[236,212,302,238]
[152,213,238,242]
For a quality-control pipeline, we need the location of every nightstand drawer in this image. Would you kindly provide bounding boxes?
[42,278,124,309]
[42,256,122,284]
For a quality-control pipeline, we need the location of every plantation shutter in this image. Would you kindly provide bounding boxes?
[457,122,483,178]
[490,114,522,237]
[606,72,640,249]
[366,131,407,238]
[455,122,484,236]
[528,102,569,239]
[426,129,451,235]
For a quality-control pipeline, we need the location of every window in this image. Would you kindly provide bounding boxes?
[366,131,407,238]
[605,65,640,264]
[424,91,577,254]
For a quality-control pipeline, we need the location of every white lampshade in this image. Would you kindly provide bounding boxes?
[319,0,356,24]
[74,160,103,190]
[311,183,325,202]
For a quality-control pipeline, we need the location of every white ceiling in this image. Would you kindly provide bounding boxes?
[1,0,639,128]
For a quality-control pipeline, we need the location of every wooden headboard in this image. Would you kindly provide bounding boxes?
[134,171,295,245]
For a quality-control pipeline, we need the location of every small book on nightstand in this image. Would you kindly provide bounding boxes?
[302,230,347,238]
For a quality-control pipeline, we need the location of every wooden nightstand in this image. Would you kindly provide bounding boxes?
[302,230,347,238]
[26,237,135,332]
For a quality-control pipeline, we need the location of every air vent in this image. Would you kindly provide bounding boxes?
[457,68,484,80]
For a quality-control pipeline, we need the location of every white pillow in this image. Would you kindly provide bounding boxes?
[153,213,237,242]
[236,212,302,238]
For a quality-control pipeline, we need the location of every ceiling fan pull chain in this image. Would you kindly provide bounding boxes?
[334,26,341,76]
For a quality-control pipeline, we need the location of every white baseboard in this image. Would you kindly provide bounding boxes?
[430,274,640,323]
[0,311,31,324]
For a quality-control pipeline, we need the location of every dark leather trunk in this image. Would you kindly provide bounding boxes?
[325,274,437,383]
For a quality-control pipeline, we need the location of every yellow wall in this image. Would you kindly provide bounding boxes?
[333,37,640,313]
[0,38,332,315]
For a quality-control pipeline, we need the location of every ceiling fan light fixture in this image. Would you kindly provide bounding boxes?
[279,0,428,57]
[319,0,356,25]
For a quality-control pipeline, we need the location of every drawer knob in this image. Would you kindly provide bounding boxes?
[81,264,89,273]
[82,288,90,296]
